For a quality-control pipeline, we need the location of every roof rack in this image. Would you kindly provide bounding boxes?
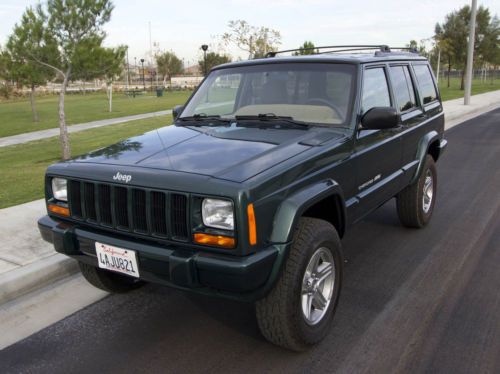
[265,45,419,58]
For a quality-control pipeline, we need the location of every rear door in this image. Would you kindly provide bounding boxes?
[400,63,444,185]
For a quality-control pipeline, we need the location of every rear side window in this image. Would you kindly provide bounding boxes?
[413,65,438,104]
[361,68,391,114]
[390,66,417,112]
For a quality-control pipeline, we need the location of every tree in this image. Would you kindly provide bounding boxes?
[222,20,281,58]
[71,38,126,111]
[0,48,12,99]
[406,40,428,55]
[9,0,121,160]
[0,47,7,79]
[294,41,318,55]
[5,8,58,122]
[434,24,456,88]
[156,51,183,86]
[434,5,499,90]
[198,52,231,73]
[478,14,500,76]
[71,37,126,82]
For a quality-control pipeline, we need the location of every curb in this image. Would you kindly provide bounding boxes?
[0,254,78,306]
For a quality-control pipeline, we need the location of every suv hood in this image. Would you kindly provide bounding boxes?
[72,124,345,182]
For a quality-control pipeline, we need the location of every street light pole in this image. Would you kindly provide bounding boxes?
[201,44,208,76]
[464,0,477,105]
[140,58,145,91]
[436,48,441,84]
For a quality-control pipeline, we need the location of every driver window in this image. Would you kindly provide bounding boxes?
[361,68,391,114]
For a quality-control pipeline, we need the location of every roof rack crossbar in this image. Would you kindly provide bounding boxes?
[317,47,388,54]
[265,45,419,58]
[266,45,391,58]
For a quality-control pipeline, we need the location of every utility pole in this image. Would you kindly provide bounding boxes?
[149,21,153,65]
[464,0,477,105]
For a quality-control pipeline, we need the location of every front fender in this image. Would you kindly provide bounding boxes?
[270,179,345,243]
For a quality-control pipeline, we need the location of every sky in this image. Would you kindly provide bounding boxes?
[1,0,499,67]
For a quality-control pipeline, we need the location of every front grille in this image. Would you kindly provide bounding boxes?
[67,180,189,241]
[171,194,188,239]
[83,182,97,220]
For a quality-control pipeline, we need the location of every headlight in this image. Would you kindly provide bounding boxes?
[202,198,234,230]
[51,178,67,202]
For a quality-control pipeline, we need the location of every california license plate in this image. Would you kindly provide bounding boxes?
[95,242,140,278]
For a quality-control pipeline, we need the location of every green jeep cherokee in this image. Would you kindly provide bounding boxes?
[39,45,447,351]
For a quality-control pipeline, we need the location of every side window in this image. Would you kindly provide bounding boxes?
[361,68,391,114]
[390,66,417,112]
[413,65,438,104]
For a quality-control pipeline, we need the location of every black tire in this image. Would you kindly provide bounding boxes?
[255,217,343,351]
[397,154,437,228]
[78,262,145,293]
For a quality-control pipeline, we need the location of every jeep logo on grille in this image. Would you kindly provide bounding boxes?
[113,172,132,183]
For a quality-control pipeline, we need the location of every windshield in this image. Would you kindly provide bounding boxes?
[181,63,356,127]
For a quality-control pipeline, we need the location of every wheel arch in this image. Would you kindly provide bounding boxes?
[270,179,346,244]
[411,130,441,184]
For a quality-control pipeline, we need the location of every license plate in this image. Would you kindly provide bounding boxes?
[95,242,140,278]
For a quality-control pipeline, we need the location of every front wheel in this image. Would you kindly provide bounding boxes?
[256,217,343,351]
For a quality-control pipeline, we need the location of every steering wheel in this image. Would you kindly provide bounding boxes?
[305,98,344,122]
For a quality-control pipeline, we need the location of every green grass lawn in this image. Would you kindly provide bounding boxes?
[1,79,498,138]
[0,90,191,138]
[0,114,172,209]
[438,77,500,101]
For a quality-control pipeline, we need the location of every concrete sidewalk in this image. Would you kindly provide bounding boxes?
[0,109,172,148]
[0,200,73,305]
[443,90,500,127]
[0,90,498,306]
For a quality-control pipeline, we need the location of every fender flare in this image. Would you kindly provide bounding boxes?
[270,179,345,243]
[411,130,440,184]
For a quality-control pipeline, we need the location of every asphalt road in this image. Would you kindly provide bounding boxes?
[1,109,499,374]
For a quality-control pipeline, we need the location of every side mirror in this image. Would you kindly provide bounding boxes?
[361,107,399,130]
[172,105,184,120]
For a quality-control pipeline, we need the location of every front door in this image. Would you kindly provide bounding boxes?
[351,65,403,222]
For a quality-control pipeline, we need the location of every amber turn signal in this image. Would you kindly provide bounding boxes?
[48,204,70,217]
[193,233,235,248]
[247,203,257,245]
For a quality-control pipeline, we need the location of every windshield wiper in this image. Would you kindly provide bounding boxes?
[234,113,310,129]
[177,113,232,125]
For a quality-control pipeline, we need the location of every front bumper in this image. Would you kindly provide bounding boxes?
[38,215,284,301]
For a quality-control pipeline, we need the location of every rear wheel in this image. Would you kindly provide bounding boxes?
[256,217,343,351]
[397,154,437,228]
[78,262,145,293]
